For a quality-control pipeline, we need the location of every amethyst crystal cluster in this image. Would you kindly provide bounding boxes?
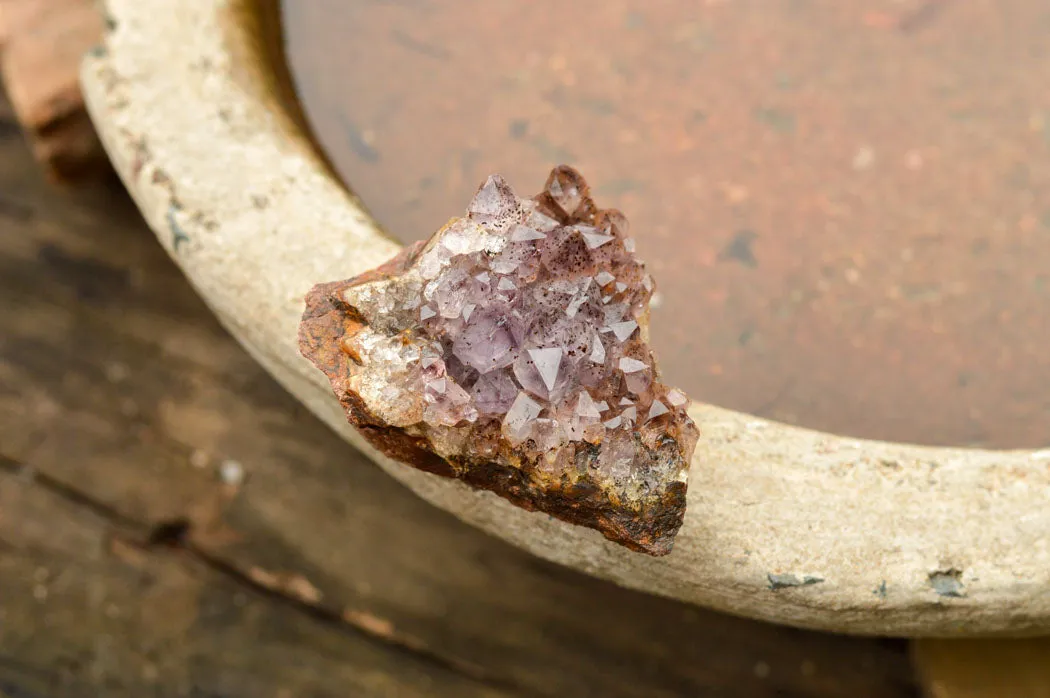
[299,166,698,555]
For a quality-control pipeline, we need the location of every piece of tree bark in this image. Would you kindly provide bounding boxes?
[0,0,106,182]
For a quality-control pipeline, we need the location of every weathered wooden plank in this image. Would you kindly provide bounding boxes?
[912,639,1050,698]
[0,463,509,698]
[0,0,107,182]
[0,95,919,697]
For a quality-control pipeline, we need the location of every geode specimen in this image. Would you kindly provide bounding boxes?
[299,166,698,555]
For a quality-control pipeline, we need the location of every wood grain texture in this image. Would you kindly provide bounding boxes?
[78,0,1050,635]
[0,95,918,697]
[912,639,1050,698]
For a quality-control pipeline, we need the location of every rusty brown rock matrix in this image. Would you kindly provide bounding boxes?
[299,166,698,555]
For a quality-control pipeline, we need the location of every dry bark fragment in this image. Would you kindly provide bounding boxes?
[299,166,698,555]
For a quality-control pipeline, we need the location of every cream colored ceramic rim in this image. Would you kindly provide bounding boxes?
[81,0,1050,637]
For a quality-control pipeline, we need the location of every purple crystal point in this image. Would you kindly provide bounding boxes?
[472,370,518,414]
[468,174,520,226]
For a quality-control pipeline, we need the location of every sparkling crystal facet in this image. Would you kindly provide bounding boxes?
[619,357,647,373]
[666,389,688,407]
[582,231,615,249]
[510,224,546,242]
[576,390,603,418]
[648,399,669,420]
[528,347,563,392]
[503,391,543,445]
[589,335,606,363]
[609,320,639,342]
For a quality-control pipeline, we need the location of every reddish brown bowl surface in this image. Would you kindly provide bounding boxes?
[284,0,1050,448]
